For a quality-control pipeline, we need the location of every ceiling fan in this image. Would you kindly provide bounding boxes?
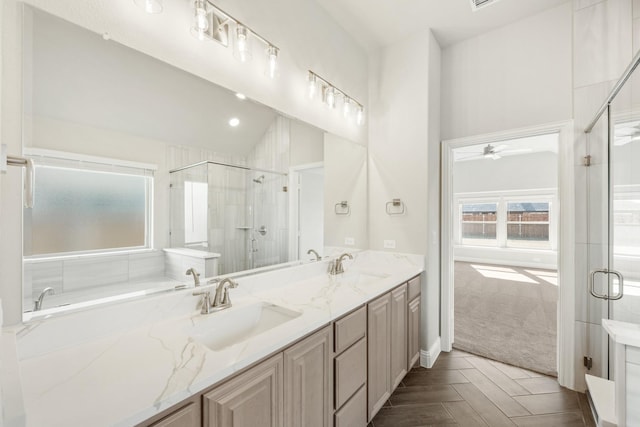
[454,143,533,162]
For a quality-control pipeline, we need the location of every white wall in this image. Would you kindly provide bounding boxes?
[289,120,323,167]
[454,152,558,194]
[441,2,573,140]
[368,28,441,361]
[324,133,367,250]
[0,0,368,325]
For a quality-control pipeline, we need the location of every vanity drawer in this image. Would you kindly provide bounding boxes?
[335,338,367,409]
[408,275,421,301]
[334,385,367,427]
[334,306,366,354]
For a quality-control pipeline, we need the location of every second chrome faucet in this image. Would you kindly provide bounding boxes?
[193,278,239,314]
[329,253,353,275]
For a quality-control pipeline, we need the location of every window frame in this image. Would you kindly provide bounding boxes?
[454,189,558,252]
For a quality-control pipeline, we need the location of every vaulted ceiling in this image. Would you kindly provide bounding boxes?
[314,0,571,50]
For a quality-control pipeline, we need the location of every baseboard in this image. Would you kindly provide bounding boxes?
[420,337,441,368]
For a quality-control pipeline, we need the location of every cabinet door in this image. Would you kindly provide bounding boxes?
[284,326,332,427]
[367,292,391,421]
[147,401,200,427]
[408,297,421,369]
[203,354,283,427]
[390,284,408,391]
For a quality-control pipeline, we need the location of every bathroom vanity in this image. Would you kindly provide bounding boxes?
[1,251,423,427]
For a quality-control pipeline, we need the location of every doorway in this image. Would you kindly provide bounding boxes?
[443,131,561,376]
[289,163,324,261]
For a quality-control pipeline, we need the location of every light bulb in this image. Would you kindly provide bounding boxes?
[343,97,352,118]
[325,87,336,109]
[134,0,163,14]
[234,25,252,63]
[266,46,278,79]
[236,93,247,100]
[229,117,240,127]
[356,106,365,126]
[308,73,317,100]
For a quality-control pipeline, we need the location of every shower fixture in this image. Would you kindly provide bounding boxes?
[253,175,265,184]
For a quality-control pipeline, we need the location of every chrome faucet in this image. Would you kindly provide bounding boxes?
[185,268,200,286]
[329,253,353,275]
[212,278,238,308]
[193,278,238,314]
[33,287,55,311]
[307,249,321,261]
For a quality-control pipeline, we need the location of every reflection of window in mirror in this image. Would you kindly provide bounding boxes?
[184,181,208,247]
[23,151,155,257]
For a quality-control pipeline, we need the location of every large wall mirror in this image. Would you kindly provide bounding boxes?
[21,6,367,319]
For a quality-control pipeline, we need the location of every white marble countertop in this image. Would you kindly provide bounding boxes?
[603,319,640,348]
[1,251,423,427]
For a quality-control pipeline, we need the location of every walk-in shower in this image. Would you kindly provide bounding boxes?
[169,161,289,275]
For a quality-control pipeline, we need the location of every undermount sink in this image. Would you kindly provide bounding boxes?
[188,302,302,351]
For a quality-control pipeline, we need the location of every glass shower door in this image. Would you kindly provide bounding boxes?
[586,63,640,380]
[608,69,640,329]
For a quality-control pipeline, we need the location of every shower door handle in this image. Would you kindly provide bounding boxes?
[589,269,624,300]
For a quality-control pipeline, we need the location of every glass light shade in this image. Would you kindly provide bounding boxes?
[308,73,317,99]
[234,25,252,63]
[194,0,209,32]
[324,87,336,109]
[265,46,278,79]
[134,0,163,14]
[356,106,365,126]
[343,97,352,118]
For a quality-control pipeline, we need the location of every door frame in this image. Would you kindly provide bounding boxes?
[440,120,576,389]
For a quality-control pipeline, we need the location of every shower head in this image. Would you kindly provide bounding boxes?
[253,175,265,184]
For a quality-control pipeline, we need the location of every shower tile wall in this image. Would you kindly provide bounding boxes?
[246,116,291,269]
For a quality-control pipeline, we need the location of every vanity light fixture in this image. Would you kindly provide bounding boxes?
[228,117,240,127]
[308,70,365,126]
[134,0,163,14]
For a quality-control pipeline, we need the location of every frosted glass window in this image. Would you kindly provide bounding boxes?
[184,181,208,244]
[25,166,151,256]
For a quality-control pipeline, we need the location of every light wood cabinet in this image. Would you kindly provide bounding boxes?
[334,306,366,354]
[408,296,421,369]
[203,354,283,427]
[145,400,200,427]
[367,292,392,421]
[284,326,332,427]
[390,284,408,391]
[334,385,367,427]
[335,337,367,409]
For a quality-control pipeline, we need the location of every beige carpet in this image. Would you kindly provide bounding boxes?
[453,261,558,376]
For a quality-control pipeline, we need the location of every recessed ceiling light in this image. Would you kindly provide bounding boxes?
[229,117,240,127]
[236,93,246,100]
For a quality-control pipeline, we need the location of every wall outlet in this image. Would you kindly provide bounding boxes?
[345,237,355,246]
[384,240,396,249]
